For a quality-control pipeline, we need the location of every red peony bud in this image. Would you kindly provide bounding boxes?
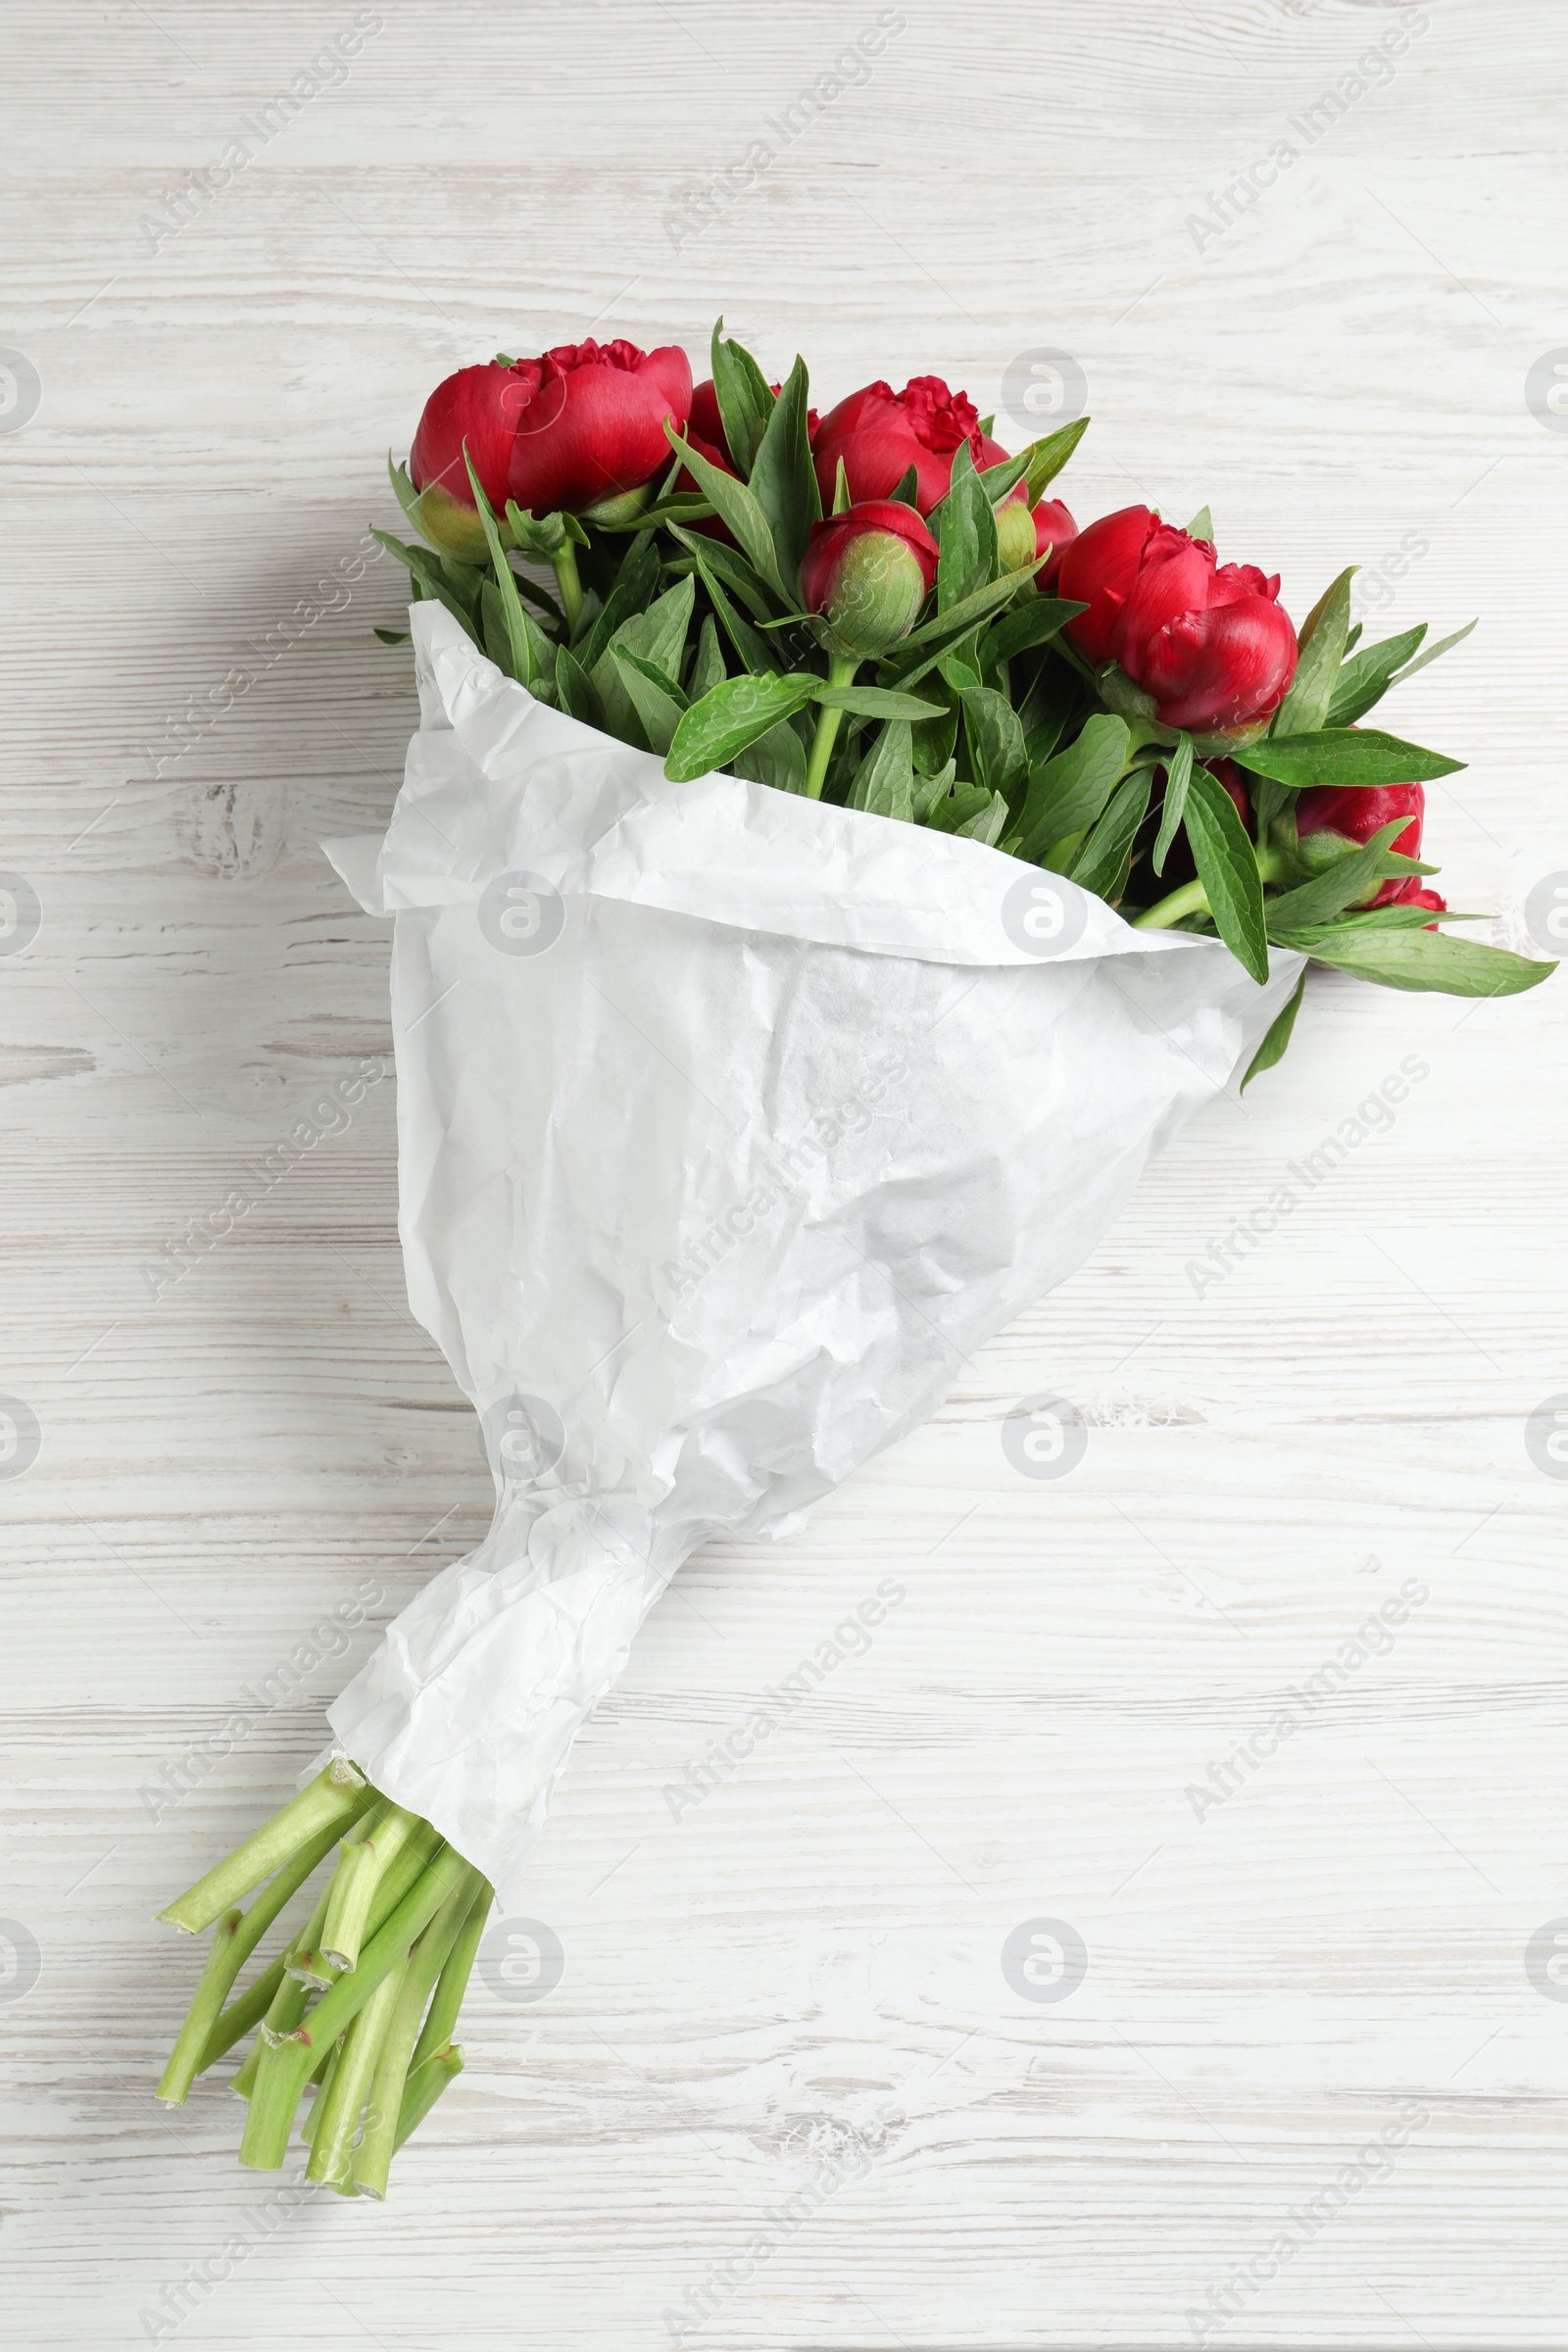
[799,499,940,657]
[1297,781,1431,908]
[410,338,693,558]
[810,376,1009,514]
[1058,505,1298,740]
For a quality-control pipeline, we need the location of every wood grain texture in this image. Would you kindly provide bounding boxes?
[4,3,1567,2344]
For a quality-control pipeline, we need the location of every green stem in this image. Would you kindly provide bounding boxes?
[802,655,858,800]
[287,1808,434,1984]
[159,1811,349,2102]
[410,1874,492,2076]
[158,1759,367,1936]
[300,2039,343,2145]
[203,1957,287,2075]
[239,1843,466,2172]
[306,1960,408,2188]
[320,1803,419,1973]
[353,1867,488,2198]
[1134,845,1287,932]
[394,2043,465,2154]
[552,541,583,637]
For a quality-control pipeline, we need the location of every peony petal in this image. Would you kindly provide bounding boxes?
[1139,595,1299,732]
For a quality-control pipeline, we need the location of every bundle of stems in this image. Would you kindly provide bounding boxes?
[155,1756,492,2197]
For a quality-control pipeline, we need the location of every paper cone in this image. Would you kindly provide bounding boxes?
[322,604,1303,1893]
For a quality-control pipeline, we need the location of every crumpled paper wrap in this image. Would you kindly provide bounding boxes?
[321,602,1302,1895]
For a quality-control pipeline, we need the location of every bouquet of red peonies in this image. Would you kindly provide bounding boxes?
[153,322,1552,2198]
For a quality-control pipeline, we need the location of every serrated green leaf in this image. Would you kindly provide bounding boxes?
[710,318,774,477]
[1272,565,1355,735]
[1015,712,1130,863]
[1184,761,1269,982]
[749,354,819,595]
[1324,624,1427,728]
[1232,728,1465,789]
[664,671,817,781]
[1152,733,1195,877]
[663,426,788,600]
[1273,925,1554,997]
[1068,769,1152,900]
[1240,967,1307,1092]
[847,719,915,820]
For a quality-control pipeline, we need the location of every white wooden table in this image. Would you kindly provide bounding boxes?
[6,4,1567,2344]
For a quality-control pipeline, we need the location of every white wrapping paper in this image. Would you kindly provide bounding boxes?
[322,602,1303,1895]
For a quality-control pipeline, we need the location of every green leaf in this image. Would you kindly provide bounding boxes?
[748,354,819,596]
[664,672,817,781]
[1184,760,1269,983]
[555,643,602,727]
[387,454,423,535]
[1068,770,1152,901]
[615,648,690,753]
[373,625,410,645]
[810,683,943,720]
[955,790,1009,846]
[911,759,956,821]
[1151,733,1195,878]
[936,447,997,612]
[1232,727,1465,789]
[1323,623,1426,727]
[832,457,852,514]
[847,719,915,820]
[666,523,774,624]
[501,501,577,561]
[731,714,808,796]
[687,612,725,702]
[1240,967,1307,1092]
[1015,712,1130,863]
[1185,505,1213,541]
[1274,925,1555,998]
[710,318,775,476]
[1262,819,1410,930]
[580,530,661,671]
[1023,416,1090,501]
[973,450,1033,504]
[979,597,1085,671]
[668,529,779,675]
[596,575,695,752]
[1272,565,1355,736]
[892,564,1045,685]
[1387,616,1477,690]
[663,426,788,600]
[369,528,482,637]
[960,687,1028,808]
[619,573,694,685]
[927,781,1000,837]
[466,446,536,687]
[887,464,920,509]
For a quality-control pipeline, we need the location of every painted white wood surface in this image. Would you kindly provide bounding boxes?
[5,3,1568,2344]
